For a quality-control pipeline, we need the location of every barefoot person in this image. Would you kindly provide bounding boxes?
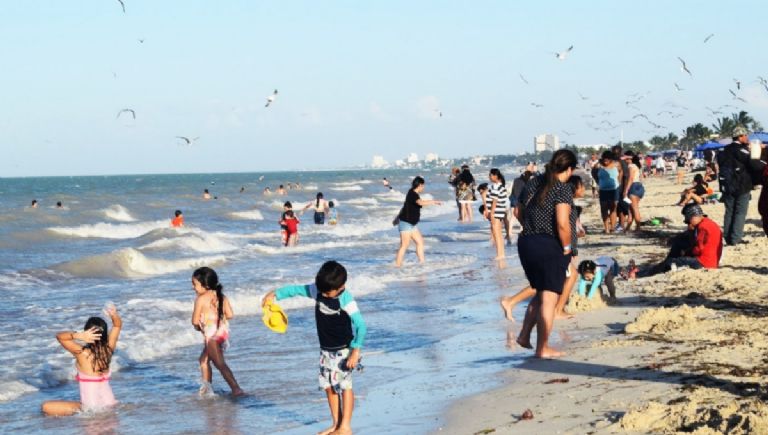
[303,192,330,225]
[394,176,442,267]
[42,306,122,416]
[514,149,576,358]
[597,151,622,233]
[485,168,508,261]
[262,261,367,435]
[191,267,244,397]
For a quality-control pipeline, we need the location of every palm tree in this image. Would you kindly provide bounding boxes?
[731,111,763,132]
[713,116,737,137]
[680,123,713,149]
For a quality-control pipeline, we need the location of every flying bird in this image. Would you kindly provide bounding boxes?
[734,78,741,90]
[677,57,692,77]
[758,76,768,92]
[674,83,684,91]
[116,108,135,120]
[434,109,443,117]
[138,38,145,44]
[703,33,714,43]
[519,74,529,85]
[530,102,544,108]
[265,89,278,108]
[562,130,574,136]
[116,0,125,13]
[578,92,589,101]
[554,45,573,60]
[176,136,200,145]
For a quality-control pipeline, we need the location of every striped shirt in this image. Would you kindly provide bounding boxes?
[488,182,509,219]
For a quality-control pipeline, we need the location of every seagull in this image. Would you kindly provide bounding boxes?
[620,120,634,125]
[554,45,573,60]
[729,89,747,102]
[734,78,741,90]
[633,113,649,121]
[258,175,265,181]
[116,108,135,120]
[176,136,200,145]
[578,92,589,100]
[562,130,574,136]
[116,0,125,13]
[265,89,278,108]
[519,74,529,85]
[703,33,714,43]
[530,102,544,108]
[434,109,443,117]
[677,57,692,77]
[674,82,684,91]
[758,76,768,92]
[138,38,145,44]
[657,111,674,116]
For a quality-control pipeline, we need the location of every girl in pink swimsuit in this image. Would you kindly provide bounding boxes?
[191,267,244,397]
[42,306,122,416]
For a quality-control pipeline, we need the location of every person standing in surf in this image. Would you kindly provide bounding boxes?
[303,192,329,225]
[394,176,442,267]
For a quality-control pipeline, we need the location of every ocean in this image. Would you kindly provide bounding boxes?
[0,169,547,434]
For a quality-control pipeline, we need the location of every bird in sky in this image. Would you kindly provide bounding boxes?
[562,130,574,136]
[703,33,714,43]
[116,0,125,13]
[554,45,573,60]
[657,110,674,116]
[633,113,649,121]
[433,109,443,118]
[116,108,135,120]
[265,89,278,108]
[677,57,692,77]
[519,74,529,85]
[674,83,684,91]
[530,102,544,108]
[733,78,741,90]
[729,89,747,102]
[578,92,589,100]
[176,136,200,145]
[758,76,768,92]
[138,38,145,44]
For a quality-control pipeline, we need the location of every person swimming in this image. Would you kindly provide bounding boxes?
[171,210,184,227]
[203,189,212,200]
[328,201,338,225]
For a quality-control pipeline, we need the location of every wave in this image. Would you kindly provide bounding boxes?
[374,190,405,202]
[302,184,318,190]
[49,220,168,239]
[140,230,238,253]
[333,180,372,186]
[344,197,379,206]
[229,209,264,220]
[52,248,226,279]
[246,239,381,255]
[102,204,136,222]
[0,381,37,403]
[330,185,363,191]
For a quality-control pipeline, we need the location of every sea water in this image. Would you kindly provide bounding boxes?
[0,170,541,434]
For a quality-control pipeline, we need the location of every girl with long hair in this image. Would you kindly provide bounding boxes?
[486,168,509,262]
[302,192,329,225]
[622,151,645,231]
[192,267,244,396]
[515,149,576,358]
[596,151,623,233]
[42,306,122,416]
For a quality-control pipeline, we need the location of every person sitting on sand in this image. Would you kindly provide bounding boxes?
[171,210,184,227]
[576,257,619,303]
[677,174,709,206]
[42,305,122,416]
[649,204,723,274]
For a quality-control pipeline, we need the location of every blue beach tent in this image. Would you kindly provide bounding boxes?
[693,141,725,158]
[749,131,768,143]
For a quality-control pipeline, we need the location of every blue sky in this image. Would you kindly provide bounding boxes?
[2,0,767,176]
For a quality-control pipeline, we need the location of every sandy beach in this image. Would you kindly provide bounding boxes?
[438,173,768,434]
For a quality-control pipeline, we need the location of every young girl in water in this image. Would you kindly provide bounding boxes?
[42,306,122,416]
[191,267,244,396]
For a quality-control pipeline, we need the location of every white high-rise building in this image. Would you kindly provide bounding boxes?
[425,153,439,163]
[534,134,560,153]
[406,153,419,164]
[371,155,388,168]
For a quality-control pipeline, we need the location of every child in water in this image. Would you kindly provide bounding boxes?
[577,257,619,303]
[279,201,292,246]
[191,267,244,396]
[42,305,122,416]
[262,261,367,435]
[171,210,184,227]
[328,201,338,225]
[281,210,300,246]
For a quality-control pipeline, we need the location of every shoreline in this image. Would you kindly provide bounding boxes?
[436,175,768,434]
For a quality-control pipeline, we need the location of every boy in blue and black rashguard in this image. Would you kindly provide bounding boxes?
[262,260,367,435]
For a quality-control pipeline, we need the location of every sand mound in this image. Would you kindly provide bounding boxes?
[620,389,768,434]
[566,293,606,313]
[625,304,717,334]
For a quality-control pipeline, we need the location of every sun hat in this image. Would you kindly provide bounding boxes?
[681,203,705,224]
[262,301,288,333]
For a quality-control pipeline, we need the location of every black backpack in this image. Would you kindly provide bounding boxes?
[716,146,748,195]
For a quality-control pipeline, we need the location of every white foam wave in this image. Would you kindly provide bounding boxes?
[102,204,136,222]
[53,248,226,279]
[302,184,319,190]
[229,209,264,220]
[0,381,37,402]
[49,220,168,239]
[374,190,406,202]
[140,231,237,253]
[330,185,363,191]
[333,180,372,186]
[246,239,380,255]
[344,197,379,206]
[122,319,200,362]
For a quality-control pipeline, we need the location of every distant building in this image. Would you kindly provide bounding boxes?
[425,153,439,163]
[406,153,419,164]
[534,134,560,153]
[394,159,405,167]
[371,155,389,168]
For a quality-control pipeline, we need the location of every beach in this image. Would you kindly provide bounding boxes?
[439,175,768,434]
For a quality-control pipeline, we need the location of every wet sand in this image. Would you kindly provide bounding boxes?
[437,174,768,434]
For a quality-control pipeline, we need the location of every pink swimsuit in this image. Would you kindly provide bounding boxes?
[76,370,117,411]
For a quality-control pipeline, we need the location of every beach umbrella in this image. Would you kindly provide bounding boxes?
[749,131,768,143]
